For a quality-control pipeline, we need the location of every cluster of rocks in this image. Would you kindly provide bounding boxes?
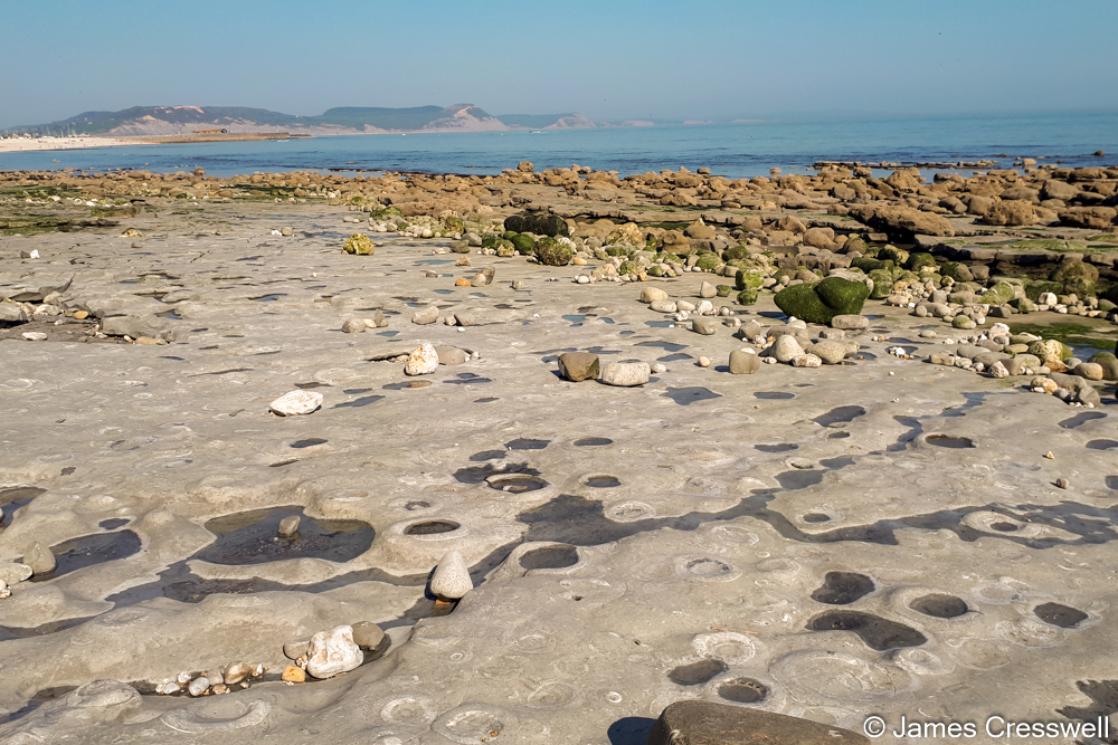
[923,323,1115,406]
[153,662,267,697]
[280,622,383,683]
[557,352,658,387]
[886,272,1115,330]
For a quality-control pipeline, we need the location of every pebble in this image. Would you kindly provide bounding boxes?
[600,361,651,387]
[21,332,47,342]
[404,341,439,376]
[558,352,601,382]
[352,621,386,650]
[729,349,761,374]
[283,639,310,660]
[429,549,473,600]
[793,353,823,368]
[830,314,868,330]
[640,287,669,304]
[435,345,468,366]
[651,362,667,374]
[412,305,440,325]
[698,280,717,298]
[809,340,847,365]
[155,681,180,695]
[270,390,324,416]
[222,663,253,685]
[649,701,867,745]
[772,335,805,364]
[469,265,496,285]
[691,317,718,335]
[1074,362,1104,381]
[187,676,210,697]
[281,665,306,684]
[1055,478,1069,489]
[0,579,9,599]
[697,356,712,368]
[277,515,301,538]
[305,625,364,679]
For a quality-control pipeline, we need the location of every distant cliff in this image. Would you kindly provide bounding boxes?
[5,104,598,136]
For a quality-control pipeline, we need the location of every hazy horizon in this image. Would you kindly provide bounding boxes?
[3,0,1117,130]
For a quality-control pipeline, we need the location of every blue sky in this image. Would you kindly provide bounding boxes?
[2,0,1117,128]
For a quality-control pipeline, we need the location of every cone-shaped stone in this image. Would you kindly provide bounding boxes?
[429,549,473,600]
[26,542,56,576]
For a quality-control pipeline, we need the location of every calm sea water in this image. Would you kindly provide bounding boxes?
[1,112,1115,178]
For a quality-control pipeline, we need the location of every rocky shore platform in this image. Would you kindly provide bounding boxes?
[1,162,1116,744]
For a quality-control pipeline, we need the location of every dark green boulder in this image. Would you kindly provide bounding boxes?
[775,277,869,325]
[508,232,536,255]
[774,284,836,324]
[815,277,870,315]
[503,211,569,237]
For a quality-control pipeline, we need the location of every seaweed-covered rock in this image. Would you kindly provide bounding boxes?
[774,284,835,324]
[775,277,869,325]
[694,252,722,272]
[736,287,759,305]
[1090,351,1118,380]
[979,280,1016,305]
[504,210,569,237]
[906,252,938,272]
[735,269,765,291]
[815,277,870,315]
[342,233,375,255]
[940,261,974,282]
[879,245,910,265]
[867,268,896,300]
[1050,258,1099,297]
[507,232,537,255]
[535,237,573,266]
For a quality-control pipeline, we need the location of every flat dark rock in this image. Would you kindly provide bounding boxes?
[647,701,868,745]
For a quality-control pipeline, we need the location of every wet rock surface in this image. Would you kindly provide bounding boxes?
[0,171,1115,743]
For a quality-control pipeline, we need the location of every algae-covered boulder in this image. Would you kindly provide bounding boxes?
[815,277,871,315]
[534,237,573,266]
[774,284,835,324]
[775,277,869,325]
[940,261,974,282]
[342,233,375,255]
[980,280,1016,305]
[694,252,722,272]
[506,232,536,255]
[906,252,938,272]
[736,287,759,305]
[735,269,765,291]
[1050,259,1099,297]
[867,268,897,299]
[879,245,910,265]
[504,210,569,237]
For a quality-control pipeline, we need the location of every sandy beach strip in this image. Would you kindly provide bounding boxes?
[0,135,143,154]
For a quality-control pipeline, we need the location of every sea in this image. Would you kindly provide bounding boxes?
[1,112,1116,178]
